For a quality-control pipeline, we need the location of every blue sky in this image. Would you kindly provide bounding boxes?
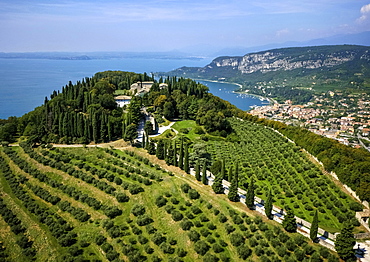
[0,0,369,53]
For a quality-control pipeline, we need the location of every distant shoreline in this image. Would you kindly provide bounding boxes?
[195,78,274,105]
[194,78,243,89]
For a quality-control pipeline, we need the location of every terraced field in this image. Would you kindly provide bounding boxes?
[204,118,363,233]
[0,144,339,261]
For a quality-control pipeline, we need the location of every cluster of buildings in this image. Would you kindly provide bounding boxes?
[114,81,170,107]
[249,92,370,149]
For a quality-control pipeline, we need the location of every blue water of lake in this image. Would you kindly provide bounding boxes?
[0,58,267,119]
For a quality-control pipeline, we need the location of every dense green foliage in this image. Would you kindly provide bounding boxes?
[282,209,297,233]
[335,222,356,261]
[264,188,273,220]
[310,210,319,242]
[15,71,152,144]
[245,177,255,210]
[1,71,237,145]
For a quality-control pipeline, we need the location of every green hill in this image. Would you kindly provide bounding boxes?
[0,143,341,261]
[0,70,368,261]
[168,45,370,103]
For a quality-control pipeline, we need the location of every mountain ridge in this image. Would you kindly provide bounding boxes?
[169,44,370,92]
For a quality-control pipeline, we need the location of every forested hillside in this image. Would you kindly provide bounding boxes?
[2,71,234,145]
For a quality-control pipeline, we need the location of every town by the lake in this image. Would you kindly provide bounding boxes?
[249,91,370,150]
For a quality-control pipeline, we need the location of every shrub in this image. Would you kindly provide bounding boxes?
[101,242,113,253]
[188,230,200,242]
[177,248,187,257]
[137,214,154,226]
[116,193,130,203]
[285,239,296,251]
[304,245,314,255]
[144,245,154,254]
[191,206,202,214]
[207,223,216,230]
[213,243,224,253]
[128,184,144,194]
[138,235,148,245]
[160,242,175,254]
[200,228,211,237]
[131,204,146,216]
[206,236,216,244]
[188,189,200,199]
[199,215,209,222]
[349,202,363,212]
[106,250,119,261]
[194,240,210,256]
[294,234,306,247]
[219,214,227,223]
[230,232,244,247]
[294,249,305,261]
[171,197,179,205]
[225,224,235,234]
[95,235,106,246]
[237,245,252,260]
[151,233,166,246]
[204,254,220,262]
[180,219,193,231]
[155,196,167,207]
[232,215,244,225]
[319,246,329,258]
[171,210,184,222]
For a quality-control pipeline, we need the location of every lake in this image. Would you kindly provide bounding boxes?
[0,58,267,119]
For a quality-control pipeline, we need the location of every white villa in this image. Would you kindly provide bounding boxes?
[115,95,132,107]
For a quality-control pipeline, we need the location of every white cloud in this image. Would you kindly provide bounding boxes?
[357,3,370,23]
[276,28,289,37]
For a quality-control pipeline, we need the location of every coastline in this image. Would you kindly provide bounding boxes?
[195,78,275,105]
[194,78,243,89]
[235,90,277,104]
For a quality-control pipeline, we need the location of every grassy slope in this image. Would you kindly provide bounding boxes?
[0,145,340,261]
[173,118,363,233]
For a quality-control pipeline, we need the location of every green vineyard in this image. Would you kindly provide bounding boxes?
[203,118,362,233]
[0,143,340,261]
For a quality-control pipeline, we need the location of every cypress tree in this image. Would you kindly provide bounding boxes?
[221,159,226,180]
[310,210,319,242]
[335,221,356,261]
[202,162,208,185]
[228,166,233,182]
[212,163,224,194]
[184,143,189,174]
[178,138,184,170]
[156,140,165,160]
[245,177,255,209]
[173,141,178,167]
[265,188,273,219]
[147,141,156,155]
[195,160,201,181]
[166,142,174,165]
[228,163,239,202]
[141,133,146,148]
[282,209,297,233]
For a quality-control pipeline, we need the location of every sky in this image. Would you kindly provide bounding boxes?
[0,0,370,53]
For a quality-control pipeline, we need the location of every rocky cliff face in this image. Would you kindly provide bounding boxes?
[169,45,370,88]
[208,47,369,74]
